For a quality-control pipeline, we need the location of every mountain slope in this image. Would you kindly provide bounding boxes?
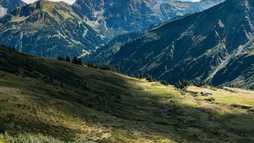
[0,0,26,17]
[0,0,107,58]
[212,39,254,88]
[83,31,145,63]
[106,0,254,88]
[1,45,254,142]
[73,0,224,39]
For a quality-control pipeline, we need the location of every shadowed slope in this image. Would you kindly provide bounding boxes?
[106,0,254,89]
[0,45,254,142]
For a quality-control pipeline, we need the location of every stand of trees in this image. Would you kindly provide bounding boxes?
[57,56,82,65]
[86,63,116,71]
[1,45,16,53]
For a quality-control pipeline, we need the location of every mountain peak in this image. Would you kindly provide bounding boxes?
[0,0,106,58]
[2,0,80,23]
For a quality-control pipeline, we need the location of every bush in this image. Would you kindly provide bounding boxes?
[146,74,154,82]
[0,121,5,134]
[194,81,205,87]
[160,80,169,85]
[205,97,215,102]
[174,79,190,89]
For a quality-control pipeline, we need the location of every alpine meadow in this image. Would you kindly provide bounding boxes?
[0,0,254,143]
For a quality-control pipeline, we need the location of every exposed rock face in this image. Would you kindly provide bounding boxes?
[73,0,224,39]
[0,0,26,17]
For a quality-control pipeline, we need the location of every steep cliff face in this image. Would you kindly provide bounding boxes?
[73,0,224,39]
[106,0,254,88]
[0,0,107,58]
[0,0,26,17]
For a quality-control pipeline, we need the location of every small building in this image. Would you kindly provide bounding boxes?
[201,90,208,95]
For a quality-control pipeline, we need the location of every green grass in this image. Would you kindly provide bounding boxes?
[0,46,254,142]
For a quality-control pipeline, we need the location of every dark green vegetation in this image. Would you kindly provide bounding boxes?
[0,0,106,58]
[1,45,254,142]
[106,0,254,89]
[0,0,26,17]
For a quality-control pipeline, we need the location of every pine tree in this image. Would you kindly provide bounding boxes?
[65,56,71,62]
[72,57,78,64]
[77,58,82,65]
[57,55,63,60]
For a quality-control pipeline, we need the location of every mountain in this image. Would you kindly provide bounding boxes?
[83,31,145,63]
[0,0,106,58]
[0,0,223,58]
[83,23,163,63]
[105,0,254,89]
[1,45,254,142]
[0,0,26,17]
[73,0,224,39]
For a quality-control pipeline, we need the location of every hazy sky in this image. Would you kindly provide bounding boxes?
[22,0,76,4]
[182,0,201,2]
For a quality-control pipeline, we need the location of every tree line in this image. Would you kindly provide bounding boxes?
[57,55,83,65]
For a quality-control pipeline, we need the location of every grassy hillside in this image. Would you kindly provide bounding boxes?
[0,45,254,142]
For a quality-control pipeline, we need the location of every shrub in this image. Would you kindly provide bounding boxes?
[194,81,205,87]
[205,97,215,102]
[160,80,169,85]
[0,121,5,134]
[146,74,154,82]
[174,79,190,89]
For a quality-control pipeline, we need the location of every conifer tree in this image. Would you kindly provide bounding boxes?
[65,56,71,62]
[77,58,82,65]
[58,55,63,60]
[72,57,78,64]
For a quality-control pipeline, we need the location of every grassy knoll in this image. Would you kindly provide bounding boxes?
[0,45,254,142]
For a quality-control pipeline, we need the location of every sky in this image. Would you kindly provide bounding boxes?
[182,0,201,2]
[22,0,76,4]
